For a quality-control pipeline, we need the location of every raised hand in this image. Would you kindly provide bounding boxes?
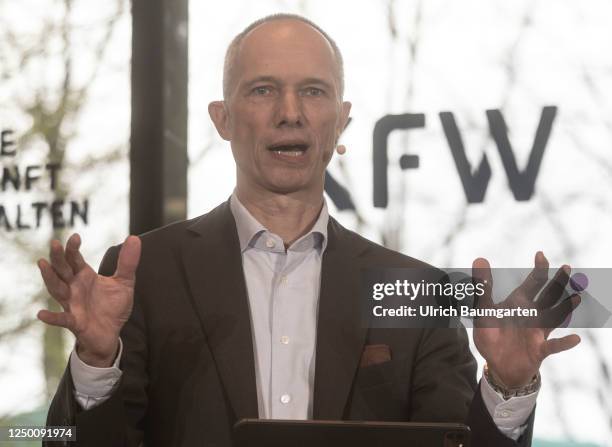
[37,233,141,367]
[472,252,581,388]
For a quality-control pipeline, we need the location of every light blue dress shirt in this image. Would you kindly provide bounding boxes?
[229,193,328,419]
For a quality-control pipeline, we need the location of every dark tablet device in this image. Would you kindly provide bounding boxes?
[233,418,470,447]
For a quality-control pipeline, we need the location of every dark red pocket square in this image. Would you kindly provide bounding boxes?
[360,344,392,367]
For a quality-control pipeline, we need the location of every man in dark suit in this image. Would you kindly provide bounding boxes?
[38,13,581,447]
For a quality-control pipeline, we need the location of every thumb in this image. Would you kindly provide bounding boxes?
[115,236,141,282]
[543,334,581,359]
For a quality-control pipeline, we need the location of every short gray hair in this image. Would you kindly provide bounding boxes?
[223,13,345,100]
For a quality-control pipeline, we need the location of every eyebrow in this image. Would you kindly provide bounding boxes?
[300,77,334,91]
[243,76,279,88]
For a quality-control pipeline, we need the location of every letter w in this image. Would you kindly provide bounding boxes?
[487,106,557,201]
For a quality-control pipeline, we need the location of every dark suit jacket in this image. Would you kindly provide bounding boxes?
[46,200,534,446]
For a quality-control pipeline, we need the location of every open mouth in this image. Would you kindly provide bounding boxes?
[267,143,309,157]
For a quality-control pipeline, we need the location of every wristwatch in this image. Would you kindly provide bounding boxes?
[483,364,541,400]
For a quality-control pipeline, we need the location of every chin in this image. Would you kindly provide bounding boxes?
[263,176,316,195]
[265,181,309,195]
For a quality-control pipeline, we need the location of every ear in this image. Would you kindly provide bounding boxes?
[337,101,352,138]
[208,101,232,141]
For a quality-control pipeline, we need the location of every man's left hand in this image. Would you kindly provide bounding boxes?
[472,252,581,388]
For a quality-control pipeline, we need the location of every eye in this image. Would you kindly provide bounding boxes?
[303,87,324,97]
[252,86,272,96]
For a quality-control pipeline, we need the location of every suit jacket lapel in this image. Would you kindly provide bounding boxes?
[313,218,369,420]
[180,201,259,420]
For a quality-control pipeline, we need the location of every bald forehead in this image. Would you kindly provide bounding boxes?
[224,17,344,99]
[240,19,336,58]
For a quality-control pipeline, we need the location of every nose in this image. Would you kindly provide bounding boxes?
[275,91,303,128]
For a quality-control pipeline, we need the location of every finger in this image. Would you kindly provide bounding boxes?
[49,239,74,282]
[542,334,581,359]
[115,236,142,282]
[472,257,493,308]
[37,259,70,305]
[541,294,581,330]
[65,233,87,274]
[521,251,549,301]
[37,309,76,331]
[536,265,570,310]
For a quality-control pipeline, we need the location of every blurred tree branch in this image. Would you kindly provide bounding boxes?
[0,0,128,410]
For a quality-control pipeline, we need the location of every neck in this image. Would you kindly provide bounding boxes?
[235,185,324,247]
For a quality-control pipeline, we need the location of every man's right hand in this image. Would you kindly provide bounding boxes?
[37,234,141,367]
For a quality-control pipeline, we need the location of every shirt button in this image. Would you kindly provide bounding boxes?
[280,394,291,404]
[500,410,510,418]
[280,336,290,345]
[266,238,275,248]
